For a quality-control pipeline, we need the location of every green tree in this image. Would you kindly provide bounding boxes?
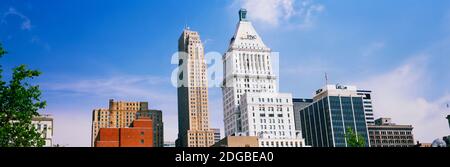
[345,127,366,147]
[0,43,46,147]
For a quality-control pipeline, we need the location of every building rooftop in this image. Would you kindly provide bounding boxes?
[369,117,413,129]
[293,98,313,103]
[32,114,53,122]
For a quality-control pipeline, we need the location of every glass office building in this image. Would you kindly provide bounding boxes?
[299,85,370,147]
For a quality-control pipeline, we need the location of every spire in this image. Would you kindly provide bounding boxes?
[239,8,247,21]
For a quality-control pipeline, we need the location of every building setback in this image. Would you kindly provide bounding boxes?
[299,84,370,147]
[137,110,164,147]
[368,118,414,147]
[176,28,215,147]
[32,114,53,147]
[94,118,153,147]
[240,93,305,147]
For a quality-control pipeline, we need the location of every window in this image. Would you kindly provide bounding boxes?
[140,139,145,144]
[141,131,145,136]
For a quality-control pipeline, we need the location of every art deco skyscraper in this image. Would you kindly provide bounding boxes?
[222,9,305,147]
[222,9,277,137]
[176,28,215,147]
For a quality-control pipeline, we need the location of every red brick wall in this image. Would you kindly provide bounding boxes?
[95,141,119,147]
[97,128,119,141]
[120,128,153,147]
[132,118,152,128]
[94,119,153,147]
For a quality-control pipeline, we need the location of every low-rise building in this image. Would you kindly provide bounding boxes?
[95,118,153,147]
[164,141,176,147]
[32,114,53,147]
[368,118,414,147]
[212,136,259,147]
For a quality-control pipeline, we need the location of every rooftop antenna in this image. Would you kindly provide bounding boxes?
[239,8,247,21]
[184,17,190,30]
[325,72,329,86]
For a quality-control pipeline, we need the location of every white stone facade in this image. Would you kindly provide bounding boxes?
[222,9,305,147]
[32,115,53,147]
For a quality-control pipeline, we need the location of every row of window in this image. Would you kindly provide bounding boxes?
[370,139,414,144]
[370,136,413,139]
[251,98,289,103]
[369,131,412,135]
[260,141,302,147]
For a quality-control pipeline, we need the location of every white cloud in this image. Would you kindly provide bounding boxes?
[2,7,51,51]
[43,75,172,99]
[2,7,32,31]
[362,42,385,57]
[358,56,450,143]
[235,0,325,29]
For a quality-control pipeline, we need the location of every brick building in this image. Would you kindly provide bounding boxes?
[95,118,153,147]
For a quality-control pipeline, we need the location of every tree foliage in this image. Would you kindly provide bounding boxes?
[0,43,46,147]
[345,127,366,147]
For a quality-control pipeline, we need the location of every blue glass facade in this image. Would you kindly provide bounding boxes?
[299,96,369,147]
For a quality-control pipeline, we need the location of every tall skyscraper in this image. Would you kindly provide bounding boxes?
[299,84,370,147]
[223,9,277,137]
[176,28,215,147]
[137,109,164,147]
[91,99,149,146]
[222,9,305,147]
[368,118,414,147]
[357,90,375,125]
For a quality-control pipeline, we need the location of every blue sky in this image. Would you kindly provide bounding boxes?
[1,0,450,146]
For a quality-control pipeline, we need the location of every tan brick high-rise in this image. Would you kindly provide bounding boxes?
[91,99,148,146]
[176,28,214,147]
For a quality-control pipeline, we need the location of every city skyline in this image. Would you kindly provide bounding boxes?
[1,0,450,146]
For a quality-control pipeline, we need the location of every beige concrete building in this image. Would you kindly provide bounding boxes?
[212,136,259,147]
[91,99,149,146]
[176,28,215,147]
[368,118,415,147]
